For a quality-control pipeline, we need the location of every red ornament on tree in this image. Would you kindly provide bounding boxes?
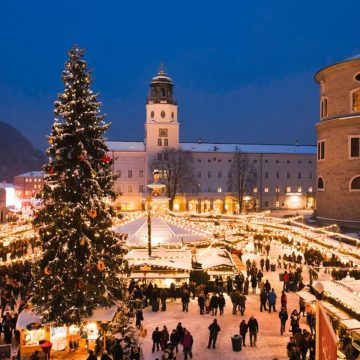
[77,280,85,289]
[102,154,111,163]
[48,166,55,175]
[79,152,87,161]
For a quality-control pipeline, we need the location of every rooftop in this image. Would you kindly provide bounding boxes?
[15,171,43,178]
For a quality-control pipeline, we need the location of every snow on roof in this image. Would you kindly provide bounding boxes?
[125,248,235,271]
[16,310,42,330]
[107,141,145,152]
[114,216,208,245]
[180,142,316,155]
[16,171,43,177]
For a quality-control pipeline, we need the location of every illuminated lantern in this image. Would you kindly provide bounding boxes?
[44,266,51,275]
[97,261,105,271]
[102,155,111,163]
[88,209,97,219]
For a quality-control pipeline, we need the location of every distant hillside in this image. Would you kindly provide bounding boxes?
[0,121,46,182]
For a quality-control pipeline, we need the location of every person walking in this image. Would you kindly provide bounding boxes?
[283,271,289,292]
[268,288,277,313]
[238,293,246,315]
[210,293,219,316]
[260,258,265,272]
[279,307,288,336]
[160,289,167,311]
[160,325,169,351]
[218,293,225,315]
[247,315,259,347]
[265,257,270,272]
[251,275,257,294]
[281,291,287,310]
[176,322,184,343]
[243,278,249,295]
[198,292,205,315]
[260,289,268,312]
[170,329,179,353]
[182,330,193,360]
[299,298,306,317]
[264,279,271,293]
[207,319,220,349]
[239,320,248,347]
[86,350,97,360]
[182,288,190,312]
[152,327,161,353]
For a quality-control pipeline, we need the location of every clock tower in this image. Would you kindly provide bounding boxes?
[145,65,180,182]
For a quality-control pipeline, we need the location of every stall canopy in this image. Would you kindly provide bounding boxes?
[296,290,316,303]
[340,319,360,331]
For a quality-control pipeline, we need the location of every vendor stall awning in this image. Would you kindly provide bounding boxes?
[296,290,316,303]
[340,319,360,330]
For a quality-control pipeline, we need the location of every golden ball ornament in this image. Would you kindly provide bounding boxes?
[44,266,51,275]
[97,261,105,271]
[80,237,86,246]
[88,209,97,219]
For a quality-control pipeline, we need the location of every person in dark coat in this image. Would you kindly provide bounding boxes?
[198,292,205,315]
[86,350,97,360]
[181,288,190,312]
[257,270,263,286]
[247,315,259,347]
[264,279,271,293]
[160,289,167,311]
[260,258,265,272]
[170,283,177,301]
[279,307,289,335]
[218,293,225,315]
[176,322,184,343]
[260,289,268,312]
[265,257,270,272]
[239,320,248,346]
[152,327,161,352]
[3,320,12,345]
[135,308,143,328]
[182,330,193,360]
[207,319,220,349]
[243,278,249,295]
[209,294,219,316]
[226,277,233,294]
[251,275,257,294]
[100,351,112,360]
[160,325,169,351]
[238,293,246,315]
[170,329,180,353]
[112,340,123,360]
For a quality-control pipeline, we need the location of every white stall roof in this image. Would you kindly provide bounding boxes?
[16,310,42,330]
[296,290,316,303]
[340,319,360,330]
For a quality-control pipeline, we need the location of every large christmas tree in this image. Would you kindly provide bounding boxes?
[32,46,126,324]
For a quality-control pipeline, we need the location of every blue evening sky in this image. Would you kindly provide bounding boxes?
[0,1,359,149]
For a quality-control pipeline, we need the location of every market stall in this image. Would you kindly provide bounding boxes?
[16,305,118,359]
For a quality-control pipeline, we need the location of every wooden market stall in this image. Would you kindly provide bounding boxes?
[16,305,118,359]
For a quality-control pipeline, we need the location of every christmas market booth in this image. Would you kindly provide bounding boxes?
[124,247,237,287]
[16,305,119,359]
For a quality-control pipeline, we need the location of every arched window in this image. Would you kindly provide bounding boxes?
[317,176,324,190]
[352,89,360,111]
[350,176,360,191]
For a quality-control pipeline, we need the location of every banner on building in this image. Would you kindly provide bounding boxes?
[316,301,338,360]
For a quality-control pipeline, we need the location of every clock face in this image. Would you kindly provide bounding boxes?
[159,128,168,137]
[161,111,166,118]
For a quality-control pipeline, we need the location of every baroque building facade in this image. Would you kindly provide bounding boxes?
[315,56,360,228]
[109,68,316,212]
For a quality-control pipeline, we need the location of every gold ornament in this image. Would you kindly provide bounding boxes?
[88,209,97,219]
[97,261,105,271]
[44,266,51,275]
[48,137,54,145]
[80,237,86,246]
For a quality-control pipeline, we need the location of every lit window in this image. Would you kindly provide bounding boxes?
[25,179,28,182]
[350,137,360,158]
[350,176,360,191]
[275,201,280,208]
[317,177,324,190]
[275,187,280,193]
[173,203,180,211]
[128,170,132,178]
[317,140,325,161]
[308,187,313,193]
[158,138,162,146]
[286,187,291,193]
[29,178,32,182]
[297,187,302,193]
[164,139,169,147]
[264,187,269,193]
[352,89,360,111]
[217,187,222,193]
[253,188,258,193]
[139,170,143,178]
[321,98,328,118]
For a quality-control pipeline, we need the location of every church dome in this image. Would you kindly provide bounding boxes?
[147,65,176,105]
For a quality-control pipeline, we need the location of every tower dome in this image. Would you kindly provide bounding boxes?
[147,64,176,105]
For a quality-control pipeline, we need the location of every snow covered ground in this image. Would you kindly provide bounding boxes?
[139,244,309,360]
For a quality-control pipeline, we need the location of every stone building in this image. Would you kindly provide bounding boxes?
[315,56,360,228]
[14,171,43,204]
[109,67,316,212]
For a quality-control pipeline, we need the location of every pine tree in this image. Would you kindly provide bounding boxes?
[31,46,126,324]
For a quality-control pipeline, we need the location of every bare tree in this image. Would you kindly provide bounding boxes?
[228,152,257,213]
[151,148,196,210]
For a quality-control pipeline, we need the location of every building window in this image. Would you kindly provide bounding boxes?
[317,140,325,160]
[158,138,162,146]
[264,187,269,193]
[253,160,257,163]
[197,159,201,163]
[287,160,291,164]
[197,171,201,179]
[352,89,360,111]
[276,172,279,179]
[298,173,302,179]
[321,98,328,118]
[228,172,232,178]
[265,172,269,179]
[275,187,280,193]
[218,171,222,179]
[317,176,324,190]
[287,172,290,179]
[275,201,280,208]
[139,170,143,178]
[208,159,211,162]
[208,186,211,192]
[309,172,312,179]
[128,185,132,193]
[350,176,360,191]
[253,187,258,193]
[159,128,168,137]
[286,186,291,193]
[128,170,132,178]
[228,159,232,163]
[298,160,302,164]
[218,159,222,163]
[139,184,144,193]
[217,187,222,193]
[208,172,211,178]
[276,160,279,164]
[350,136,360,158]
[265,160,268,163]
[264,201,269,207]
[164,138,169,146]
[297,187,302,193]
[309,160,312,164]
[308,187,313,193]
